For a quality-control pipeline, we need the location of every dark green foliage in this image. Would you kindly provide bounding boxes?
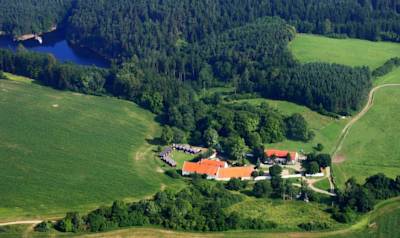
[285,114,313,141]
[266,63,372,115]
[372,57,400,77]
[302,153,332,174]
[34,221,53,232]
[160,126,174,145]
[0,0,72,36]
[225,178,247,191]
[58,181,276,233]
[0,49,107,95]
[0,70,6,79]
[56,212,83,232]
[269,165,283,177]
[364,173,397,199]
[165,170,180,179]
[298,221,330,231]
[252,180,272,198]
[315,143,324,152]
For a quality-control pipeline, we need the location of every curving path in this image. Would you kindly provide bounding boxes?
[332,83,400,163]
[0,220,42,226]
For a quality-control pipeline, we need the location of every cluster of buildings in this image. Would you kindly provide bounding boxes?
[172,144,202,154]
[159,147,177,167]
[159,144,202,167]
[161,144,304,181]
[182,159,254,181]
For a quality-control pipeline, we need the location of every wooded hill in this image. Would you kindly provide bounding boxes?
[0,0,72,36]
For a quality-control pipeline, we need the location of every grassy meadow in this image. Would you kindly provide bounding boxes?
[230,98,348,154]
[333,86,400,186]
[0,75,184,221]
[290,34,400,69]
[290,34,400,187]
[225,196,340,230]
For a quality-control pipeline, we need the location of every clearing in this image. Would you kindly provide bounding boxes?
[290,34,400,69]
[0,75,184,221]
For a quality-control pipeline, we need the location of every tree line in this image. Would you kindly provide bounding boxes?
[35,172,400,233]
[37,178,277,233]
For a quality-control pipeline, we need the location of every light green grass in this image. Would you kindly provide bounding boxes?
[0,78,184,221]
[231,98,348,154]
[290,34,400,69]
[171,151,197,169]
[374,67,400,85]
[226,196,341,230]
[314,178,331,192]
[334,87,400,187]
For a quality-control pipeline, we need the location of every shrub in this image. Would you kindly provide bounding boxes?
[34,221,53,232]
[225,178,247,191]
[165,169,180,179]
[0,70,6,80]
[298,221,330,231]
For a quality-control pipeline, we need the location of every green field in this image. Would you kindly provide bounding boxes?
[230,98,348,154]
[290,34,400,69]
[290,34,400,187]
[314,178,331,192]
[333,86,400,186]
[0,76,184,221]
[171,151,197,169]
[226,196,340,230]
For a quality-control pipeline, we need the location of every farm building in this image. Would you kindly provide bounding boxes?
[215,167,254,181]
[159,147,177,167]
[182,159,253,181]
[265,149,299,165]
[172,144,201,154]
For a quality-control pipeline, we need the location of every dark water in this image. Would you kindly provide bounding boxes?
[0,31,109,68]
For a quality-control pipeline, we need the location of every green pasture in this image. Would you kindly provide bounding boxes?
[314,178,331,192]
[226,196,340,230]
[0,77,184,221]
[290,34,400,69]
[333,86,400,187]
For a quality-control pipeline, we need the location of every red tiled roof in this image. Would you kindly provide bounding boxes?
[217,167,254,179]
[199,159,226,168]
[265,149,297,160]
[182,161,219,176]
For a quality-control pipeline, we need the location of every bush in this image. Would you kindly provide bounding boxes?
[165,170,180,179]
[0,70,6,80]
[298,221,330,231]
[34,221,53,232]
[225,178,247,191]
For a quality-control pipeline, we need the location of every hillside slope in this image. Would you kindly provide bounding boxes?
[0,76,183,221]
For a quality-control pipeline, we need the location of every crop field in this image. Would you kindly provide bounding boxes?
[290,34,400,69]
[230,98,348,154]
[0,76,184,221]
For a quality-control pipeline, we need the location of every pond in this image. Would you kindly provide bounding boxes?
[0,31,109,68]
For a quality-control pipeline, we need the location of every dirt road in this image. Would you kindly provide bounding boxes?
[332,83,400,163]
[0,220,42,226]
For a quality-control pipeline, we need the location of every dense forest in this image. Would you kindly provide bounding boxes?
[0,0,72,36]
[65,0,400,60]
[1,0,400,46]
[0,16,372,149]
